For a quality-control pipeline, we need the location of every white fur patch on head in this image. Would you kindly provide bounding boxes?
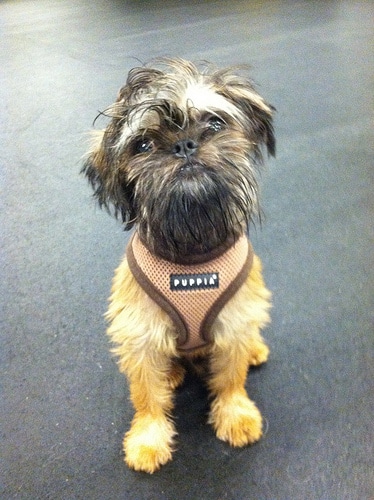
[179,82,243,119]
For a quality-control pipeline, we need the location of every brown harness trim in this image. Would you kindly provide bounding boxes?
[127,237,190,345]
[126,233,253,351]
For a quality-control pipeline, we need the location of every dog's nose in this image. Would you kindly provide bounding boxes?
[172,139,198,159]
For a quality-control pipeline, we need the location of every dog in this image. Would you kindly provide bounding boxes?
[82,58,275,473]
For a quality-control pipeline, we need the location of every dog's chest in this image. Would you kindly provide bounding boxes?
[127,233,253,351]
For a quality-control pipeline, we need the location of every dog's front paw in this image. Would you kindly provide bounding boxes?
[209,393,263,447]
[124,415,176,473]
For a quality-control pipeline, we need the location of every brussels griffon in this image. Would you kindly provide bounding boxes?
[82,58,275,473]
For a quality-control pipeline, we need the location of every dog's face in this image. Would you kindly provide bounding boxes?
[83,58,275,261]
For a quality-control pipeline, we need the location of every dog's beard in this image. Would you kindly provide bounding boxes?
[130,143,259,262]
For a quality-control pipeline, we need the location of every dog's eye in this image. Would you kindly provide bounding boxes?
[207,117,225,132]
[134,139,153,154]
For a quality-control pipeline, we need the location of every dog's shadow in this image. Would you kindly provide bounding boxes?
[173,369,211,433]
[173,361,267,438]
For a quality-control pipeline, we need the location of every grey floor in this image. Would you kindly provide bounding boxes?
[2,1,373,499]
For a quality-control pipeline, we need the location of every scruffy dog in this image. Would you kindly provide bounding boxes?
[82,58,275,473]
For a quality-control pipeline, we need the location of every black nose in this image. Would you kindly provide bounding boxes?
[172,139,198,159]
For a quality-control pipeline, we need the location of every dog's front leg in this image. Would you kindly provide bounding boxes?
[208,339,263,447]
[121,349,176,473]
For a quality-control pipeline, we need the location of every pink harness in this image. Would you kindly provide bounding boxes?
[127,232,253,351]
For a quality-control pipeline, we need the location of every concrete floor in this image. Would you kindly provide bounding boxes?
[2,1,373,499]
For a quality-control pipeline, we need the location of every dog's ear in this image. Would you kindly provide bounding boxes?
[240,93,276,158]
[82,66,167,228]
[81,128,136,229]
[216,76,276,158]
[81,68,165,229]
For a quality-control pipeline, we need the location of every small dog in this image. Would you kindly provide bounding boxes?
[82,58,275,473]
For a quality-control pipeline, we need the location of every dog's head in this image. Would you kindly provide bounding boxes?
[83,58,275,261]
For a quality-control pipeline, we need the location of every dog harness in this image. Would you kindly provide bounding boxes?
[127,232,253,351]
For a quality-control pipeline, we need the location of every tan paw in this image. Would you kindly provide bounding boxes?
[209,393,263,447]
[248,341,270,367]
[124,416,176,473]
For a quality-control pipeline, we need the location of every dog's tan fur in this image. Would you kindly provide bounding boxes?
[106,252,271,473]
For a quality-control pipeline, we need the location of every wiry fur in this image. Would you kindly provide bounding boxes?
[82,58,275,473]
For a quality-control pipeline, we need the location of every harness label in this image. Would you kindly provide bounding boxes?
[170,272,219,291]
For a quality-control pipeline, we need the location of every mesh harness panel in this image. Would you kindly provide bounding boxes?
[127,232,253,351]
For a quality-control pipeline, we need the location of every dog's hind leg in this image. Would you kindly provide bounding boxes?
[168,358,186,389]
